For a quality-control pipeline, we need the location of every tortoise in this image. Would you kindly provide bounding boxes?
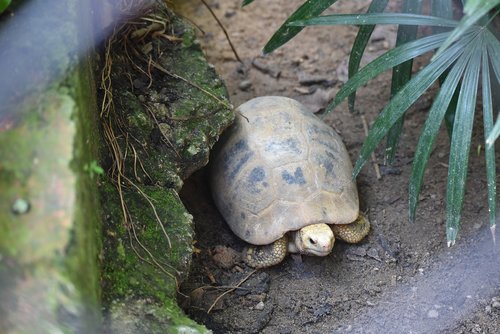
[210,96,369,268]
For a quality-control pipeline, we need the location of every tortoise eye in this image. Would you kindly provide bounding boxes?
[309,238,317,245]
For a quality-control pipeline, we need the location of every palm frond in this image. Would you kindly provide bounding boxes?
[327,31,466,114]
[445,36,482,246]
[385,0,423,163]
[262,0,338,54]
[348,0,389,113]
[352,33,477,178]
[289,13,459,27]
[433,0,500,59]
[481,45,496,232]
[408,38,476,223]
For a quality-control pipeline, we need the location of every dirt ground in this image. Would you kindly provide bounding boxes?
[173,1,500,333]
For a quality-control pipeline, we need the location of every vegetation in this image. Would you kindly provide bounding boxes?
[0,0,11,14]
[244,0,500,245]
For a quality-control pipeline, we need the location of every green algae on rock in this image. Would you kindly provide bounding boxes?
[99,3,233,333]
[0,1,101,332]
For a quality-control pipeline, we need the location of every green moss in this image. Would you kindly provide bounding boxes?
[0,73,101,333]
[99,5,233,333]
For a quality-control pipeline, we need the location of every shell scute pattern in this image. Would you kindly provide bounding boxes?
[211,96,359,245]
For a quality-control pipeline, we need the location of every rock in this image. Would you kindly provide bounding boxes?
[238,80,252,91]
[252,59,281,78]
[293,86,311,95]
[99,5,233,333]
[297,72,335,86]
[366,247,381,261]
[348,246,367,257]
[225,10,236,18]
[254,301,265,310]
[380,165,402,175]
[298,88,335,113]
[336,58,349,83]
[313,303,333,318]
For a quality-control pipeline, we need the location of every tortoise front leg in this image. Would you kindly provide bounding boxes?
[331,213,370,243]
[244,235,288,268]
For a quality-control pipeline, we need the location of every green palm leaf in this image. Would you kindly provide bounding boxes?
[481,45,496,232]
[485,33,500,146]
[327,31,467,114]
[352,35,474,178]
[385,0,423,163]
[432,1,467,140]
[348,0,389,113]
[289,13,459,27]
[0,0,11,13]
[408,39,476,223]
[262,0,338,55]
[433,0,500,59]
[445,36,482,246]
[242,0,254,6]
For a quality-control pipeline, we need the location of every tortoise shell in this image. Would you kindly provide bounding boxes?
[210,96,359,245]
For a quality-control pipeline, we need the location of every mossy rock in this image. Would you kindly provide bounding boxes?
[100,3,233,333]
[0,0,101,332]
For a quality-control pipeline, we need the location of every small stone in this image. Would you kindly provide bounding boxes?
[293,87,311,95]
[224,10,236,18]
[349,246,367,257]
[238,80,252,91]
[485,305,492,313]
[366,247,381,261]
[254,301,265,310]
[427,309,439,318]
[297,73,334,86]
[252,59,281,78]
[492,300,500,309]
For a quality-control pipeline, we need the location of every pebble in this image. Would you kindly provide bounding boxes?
[492,300,500,309]
[293,87,311,95]
[252,59,281,78]
[427,309,439,318]
[225,10,236,18]
[366,247,381,261]
[238,80,252,91]
[297,73,334,86]
[349,246,367,257]
[254,301,265,310]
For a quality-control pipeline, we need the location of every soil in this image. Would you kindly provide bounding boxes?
[173,1,500,333]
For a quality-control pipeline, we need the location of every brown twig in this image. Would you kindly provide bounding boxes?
[207,269,257,313]
[200,0,242,63]
[361,115,382,180]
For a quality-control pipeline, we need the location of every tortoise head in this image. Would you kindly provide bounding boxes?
[294,223,334,256]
